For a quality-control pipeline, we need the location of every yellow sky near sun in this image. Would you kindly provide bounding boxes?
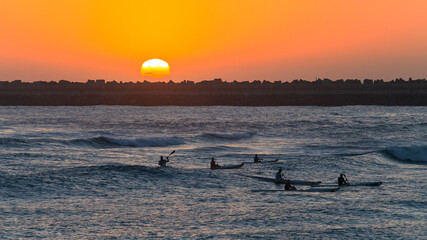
[1,0,427,82]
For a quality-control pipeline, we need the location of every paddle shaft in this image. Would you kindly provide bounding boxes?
[167,150,175,159]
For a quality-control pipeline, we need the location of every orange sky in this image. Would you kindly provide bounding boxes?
[1,0,427,82]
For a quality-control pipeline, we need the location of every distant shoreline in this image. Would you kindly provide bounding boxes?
[1,78,427,106]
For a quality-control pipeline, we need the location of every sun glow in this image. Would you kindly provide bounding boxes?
[141,59,170,78]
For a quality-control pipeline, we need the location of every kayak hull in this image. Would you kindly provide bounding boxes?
[244,159,279,164]
[349,181,382,186]
[211,163,244,170]
[315,182,383,187]
[251,187,338,193]
[241,175,321,186]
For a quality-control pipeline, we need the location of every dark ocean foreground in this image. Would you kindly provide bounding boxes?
[0,106,426,239]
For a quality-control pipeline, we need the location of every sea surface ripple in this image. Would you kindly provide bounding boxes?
[0,106,426,239]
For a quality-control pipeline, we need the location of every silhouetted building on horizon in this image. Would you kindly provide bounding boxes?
[0,77,426,106]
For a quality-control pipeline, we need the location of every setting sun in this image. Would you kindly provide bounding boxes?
[141,59,170,78]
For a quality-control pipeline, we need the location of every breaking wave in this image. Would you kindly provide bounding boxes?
[0,136,185,148]
[0,137,29,145]
[384,146,427,163]
[68,136,186,148]
[199,132,256,141]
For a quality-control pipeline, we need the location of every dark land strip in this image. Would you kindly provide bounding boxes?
[1,78,427,106]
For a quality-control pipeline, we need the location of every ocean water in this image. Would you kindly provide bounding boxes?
[0,106,426,239]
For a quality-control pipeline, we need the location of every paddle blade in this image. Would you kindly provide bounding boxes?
[168,150,175,157]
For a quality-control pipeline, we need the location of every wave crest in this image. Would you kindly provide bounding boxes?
[199,131,256,141]
[0,137,29,145]
[68,136,185,148]
[385,146,427,163]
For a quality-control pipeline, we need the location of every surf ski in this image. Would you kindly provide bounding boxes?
[314,181,383,187]
[244,159,279,164]
[211,163,244,170]
[239,174,321,186]
[251,187,338,193]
